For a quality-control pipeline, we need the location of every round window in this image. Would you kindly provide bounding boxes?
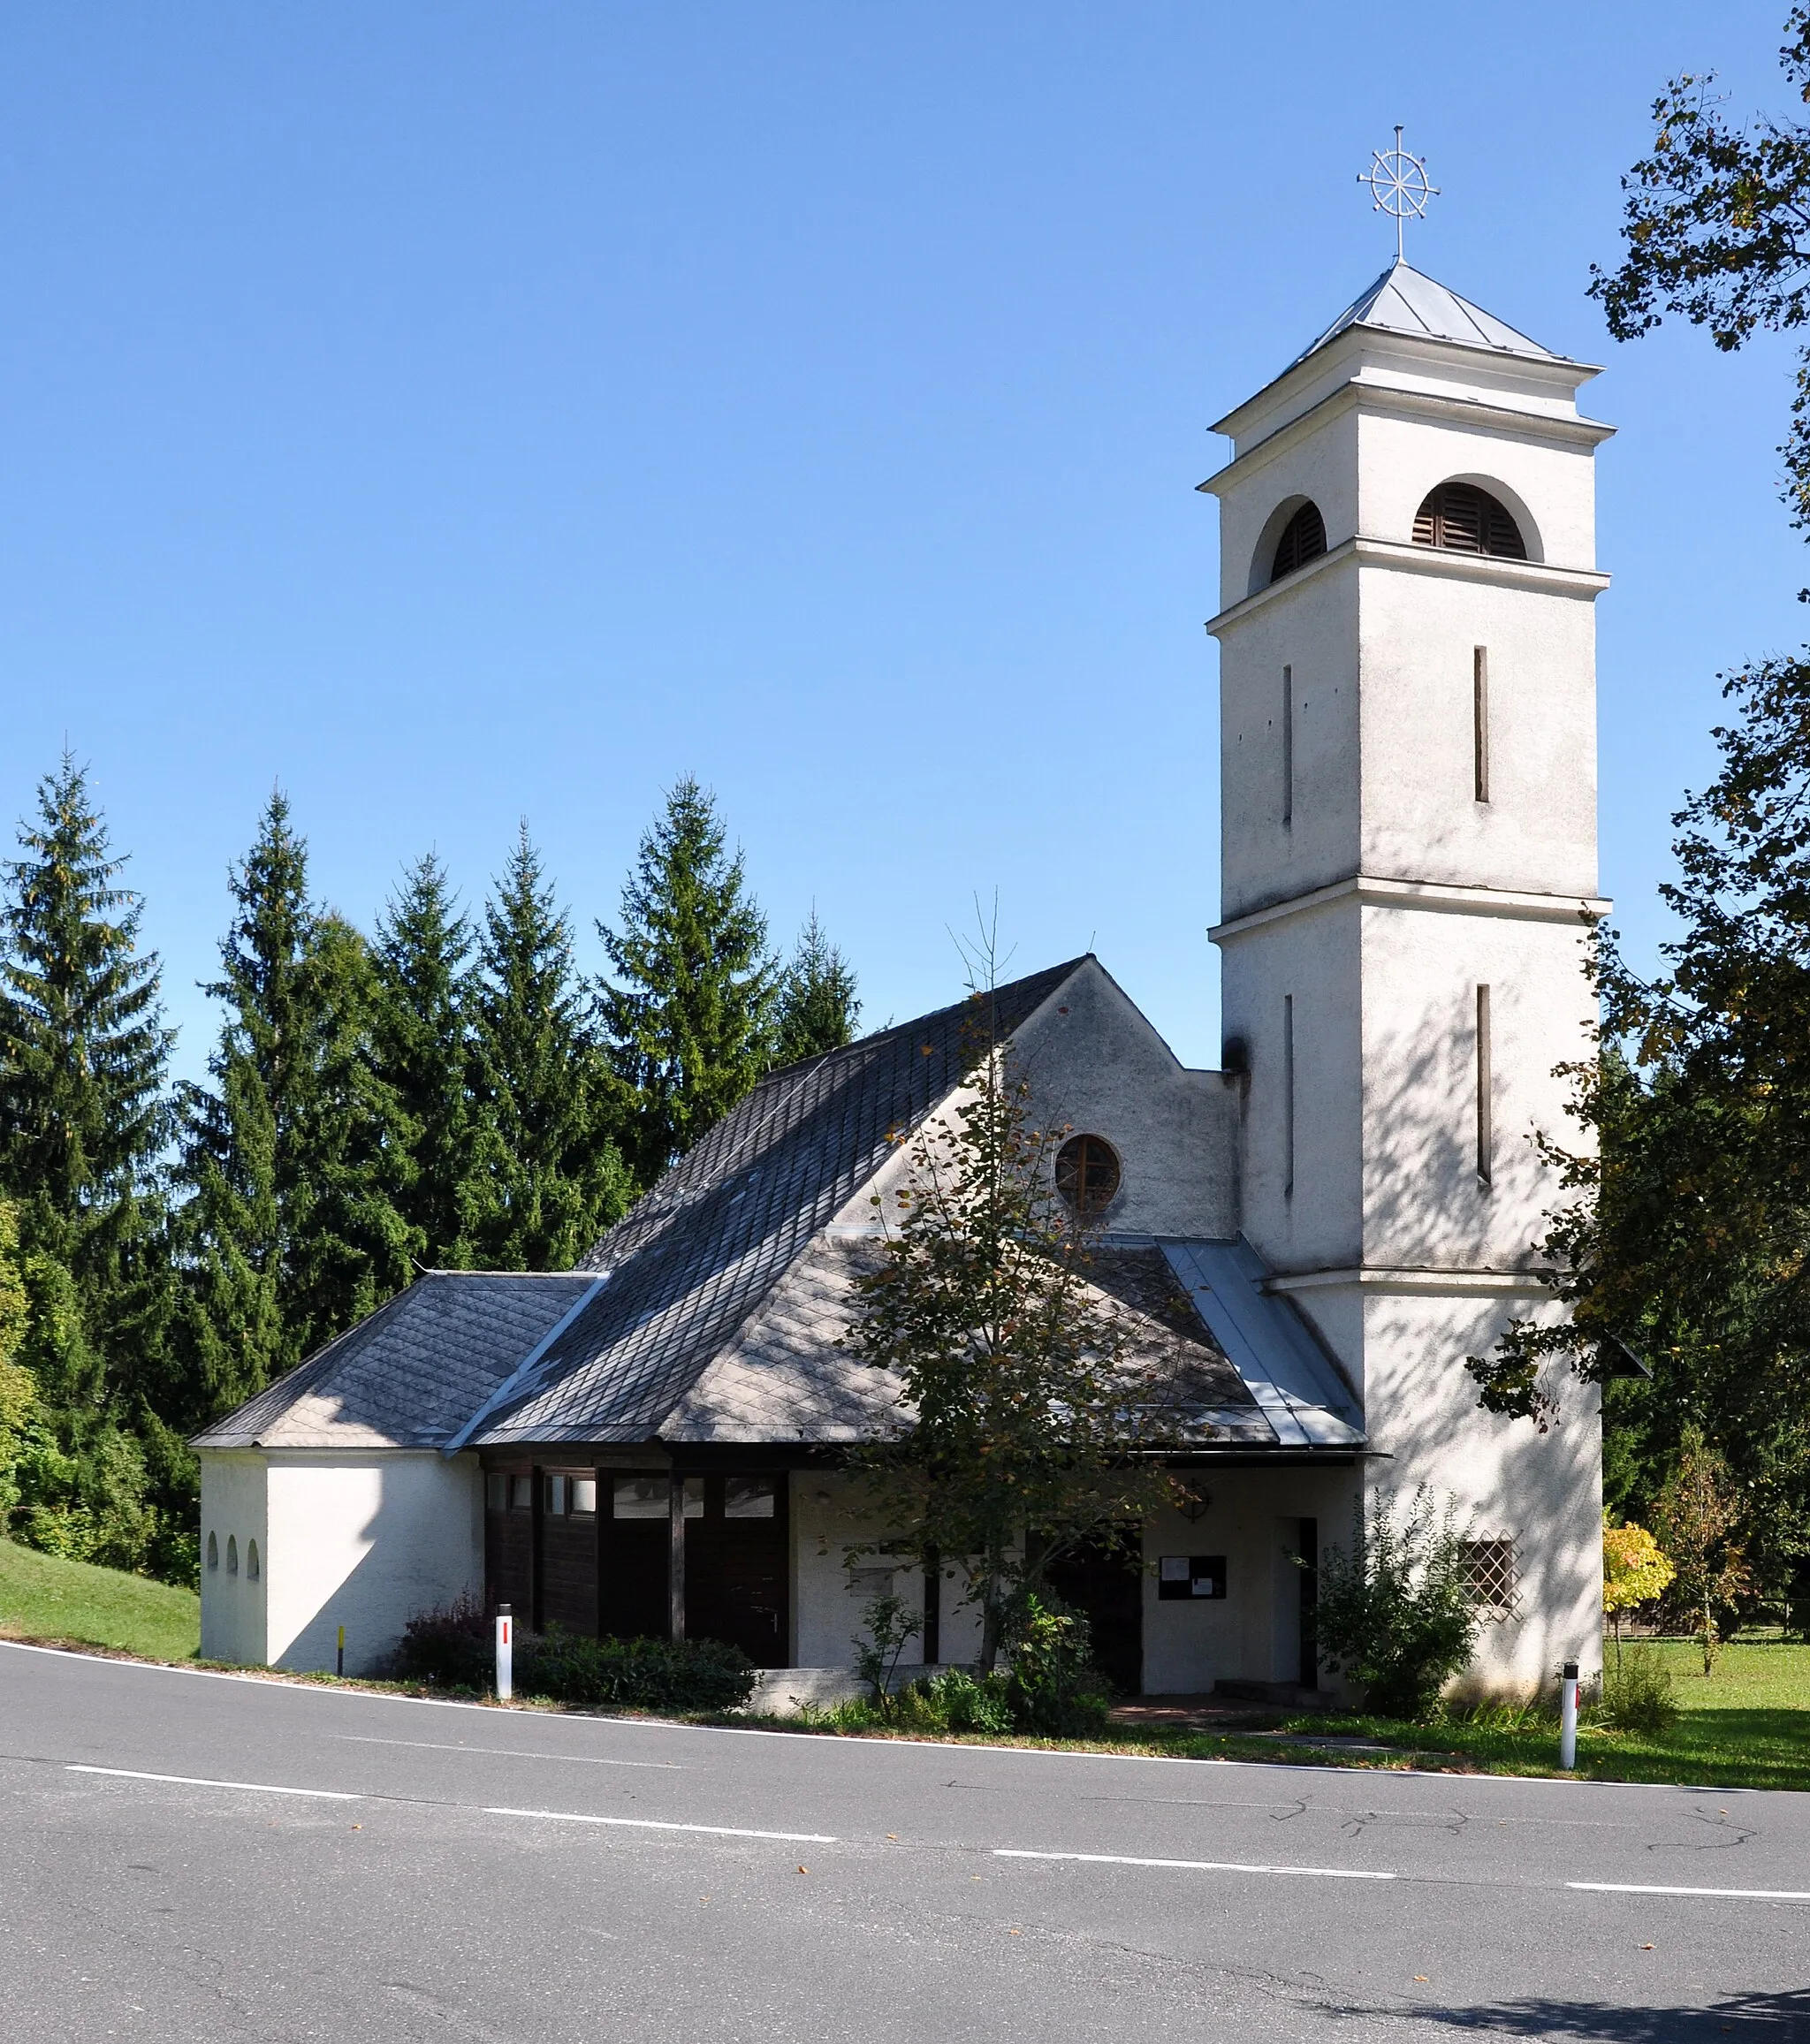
[1055,1134,1121,1217]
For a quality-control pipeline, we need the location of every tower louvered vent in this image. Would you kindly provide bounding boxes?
[1412,483,1526,559]
[1269,502,1327,583]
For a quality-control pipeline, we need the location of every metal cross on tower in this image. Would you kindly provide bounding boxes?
[1358,126,1438,262]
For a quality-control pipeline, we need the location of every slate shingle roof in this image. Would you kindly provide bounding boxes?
[190,1273,596,1450]
[660,1240,1278,1447]
[451,959,1089,1447]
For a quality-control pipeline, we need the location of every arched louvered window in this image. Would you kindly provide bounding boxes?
[226,1536,239,1577]
[247,1539,260,1584]
[1412,483,1526,560]
[206,1531,218,1571]
[1269,502,1327,583]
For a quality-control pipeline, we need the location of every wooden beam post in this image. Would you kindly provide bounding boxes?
[668,1471,686,1643]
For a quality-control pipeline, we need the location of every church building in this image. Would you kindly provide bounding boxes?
[195,255,1611,1704]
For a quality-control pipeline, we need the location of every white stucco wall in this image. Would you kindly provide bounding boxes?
[835,957,1240,1247]
[1204,301,1609,1698]
[200,1448,483,1675]
[1139,1470,1358,1698]
[789,1470,982,1670]
[199,1451,269,1665]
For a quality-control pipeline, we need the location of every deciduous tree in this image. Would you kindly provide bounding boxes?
[844,991,1173,1671]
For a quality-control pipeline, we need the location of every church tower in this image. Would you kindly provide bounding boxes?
[1204,259,1612,1689]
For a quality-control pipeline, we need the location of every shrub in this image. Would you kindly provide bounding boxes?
[395,1594,491,1690]
[1599,1645,1680,1736]
[394,1603,758,1712]
[518,1630,757,1713]
[893,1667,1015,1735]
[1313,1487,1479,1720]
[1000,1590,1113,1736]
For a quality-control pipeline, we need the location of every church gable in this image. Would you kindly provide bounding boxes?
[452,958,1091,1448]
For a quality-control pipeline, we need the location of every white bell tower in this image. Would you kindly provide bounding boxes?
[1204,257,1611,1691]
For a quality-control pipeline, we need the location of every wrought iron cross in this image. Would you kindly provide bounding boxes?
[1358,126,1439,261]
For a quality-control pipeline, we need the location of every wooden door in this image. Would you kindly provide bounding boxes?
[597,1470,672,1641]
[1045,1540,1145,1697]
[682,1473,789,1668]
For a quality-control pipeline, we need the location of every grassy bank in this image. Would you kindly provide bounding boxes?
[1217,1638,1810,1791]
[720,1639,1810,1792]
[0,1538,201,1661]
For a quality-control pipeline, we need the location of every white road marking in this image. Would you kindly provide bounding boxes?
[67,1765,361,1802]
[338,1735,681,1769]
[994,1848,1396,1881]
[486,1805,835,1843]
[1569,1881,1810,1903]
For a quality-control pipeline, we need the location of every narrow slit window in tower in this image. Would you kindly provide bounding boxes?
[1473,647,1490,803]
[1281,665,1294,828]
[1283,994,1297,1201]
[1476,984,1494,1186]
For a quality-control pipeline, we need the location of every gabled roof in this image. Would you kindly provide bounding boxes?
[658,1237,1281,1447]
[192,956,1369,1463]
[449,959,1090,1448]
[189,1272,597,1450]
[1289,257,1562,371]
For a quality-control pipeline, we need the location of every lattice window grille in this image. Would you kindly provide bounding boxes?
[1459,1535,1521,1622]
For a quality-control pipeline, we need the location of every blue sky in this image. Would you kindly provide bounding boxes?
[2,2,1804,1082]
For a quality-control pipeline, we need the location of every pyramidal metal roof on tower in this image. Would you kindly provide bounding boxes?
[1289,256,1563,370]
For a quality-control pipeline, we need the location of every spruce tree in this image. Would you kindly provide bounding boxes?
[469,824,629,1269]
[372,854,481,1267]
[774,908,861,1066]
[178,794,414,1412]
[0,758,186,1575]
[0,755,173,1353]
[600,778,776,1182]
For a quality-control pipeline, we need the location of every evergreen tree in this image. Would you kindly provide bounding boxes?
[774,908,861,1066]
[178,794,414,1415]
[0,759,192,1577]
[469,824,629,1269]
[600,778,776,1182]
[372,854,482,1267]
[0,755,173,1371]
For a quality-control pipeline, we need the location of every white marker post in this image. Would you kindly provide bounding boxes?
[495,1604,513,1701]
[1559,1658,1579,1769]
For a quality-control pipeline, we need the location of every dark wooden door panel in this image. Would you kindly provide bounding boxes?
[486,1508,533,1617]
[543,1516,597,1634]
[683,1474,789,1668]
[1045,1540,1144,1697]
[598,1513,668,1641]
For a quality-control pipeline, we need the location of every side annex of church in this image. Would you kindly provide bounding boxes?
[196,255,1611,1705]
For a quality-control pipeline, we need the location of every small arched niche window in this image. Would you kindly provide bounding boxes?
[1055,1134,1122,1218]
[226,1535,239,1577]
[247,1539,260,1584]
[1269,501,1327,584]
[1412,482,1526,560]
[206,1531,218,1571]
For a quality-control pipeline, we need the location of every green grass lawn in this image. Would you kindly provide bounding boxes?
[0,1538,200,1662]
[742,1640,1810,1793]
[1232,1637,1810,1792]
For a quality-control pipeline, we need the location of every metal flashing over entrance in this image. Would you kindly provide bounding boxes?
[1160,1240,1365,1450]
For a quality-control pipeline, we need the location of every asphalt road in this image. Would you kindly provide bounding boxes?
[3,1641,1808,2042]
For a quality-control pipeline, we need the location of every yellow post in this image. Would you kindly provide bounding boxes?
[336,1624,346,1678]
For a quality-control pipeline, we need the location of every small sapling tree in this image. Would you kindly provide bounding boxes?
[844,977,1175,1673]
